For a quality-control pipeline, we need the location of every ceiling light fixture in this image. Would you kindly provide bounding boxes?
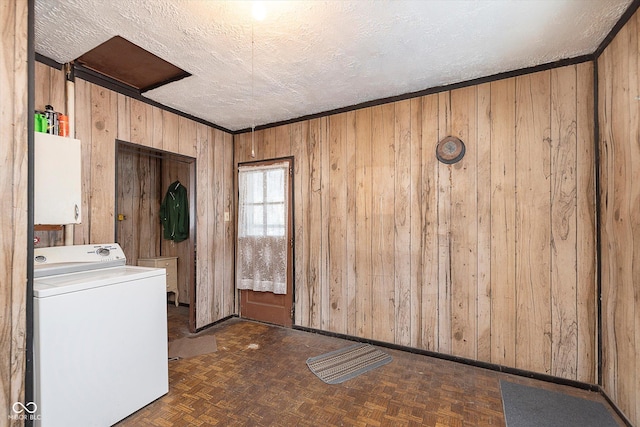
[252,1,266,21]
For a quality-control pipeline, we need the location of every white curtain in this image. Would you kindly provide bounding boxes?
[236,162,289,294]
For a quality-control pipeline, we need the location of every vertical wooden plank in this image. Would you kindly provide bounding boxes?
[550,65,578,380]
[306,118,323,329]
[632,14,640,420]
[89,84,117,243]
[437,91,452,354]
[213,128,226,318]
[409,97,423,348]
[0,3,17,418]
[394,99,412,346]
[116,93,130,142]
[421,94,439,351]
[12,0,28,410]
[515,70,552,375]
[292,121,307,326]
[450,86,478,359]
[320,116,330,330]
[263,127,276,159]
[73,78,92,244]
[345,111,357,335]
[179,116,198,157]
[602,19,635,419]
[195,123,210,328]
[34,61,50,111]
[598,36,617,402]
[116,150,136,262]
[152,106,163,149]
[49,65,65,115]
[130,99,153,147]
[476,82,492,362]
[371,103,395,343]
[328,113,347,333]
[274,124,291,158]
[223,131,235,317]
[490,77,517,367]
[2,0,28,419]
[162,110,179,153]
[575,61,596,384]
[355,108,373,339]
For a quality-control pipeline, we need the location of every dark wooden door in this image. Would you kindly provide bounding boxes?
[238,158,293,327]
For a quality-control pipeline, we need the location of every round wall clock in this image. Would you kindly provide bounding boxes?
[436,136,465,164]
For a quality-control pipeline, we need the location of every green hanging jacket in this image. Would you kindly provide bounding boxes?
[160,180,189,242]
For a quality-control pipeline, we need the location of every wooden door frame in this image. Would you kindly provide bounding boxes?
[236,156,295,327]
[115,140,198,332]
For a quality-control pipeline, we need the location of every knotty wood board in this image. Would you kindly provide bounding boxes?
[1,0,28,421]
[550,65,578,379]
[598,9,640,424]
[514,70,552,375]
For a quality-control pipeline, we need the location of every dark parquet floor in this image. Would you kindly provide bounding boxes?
[116,305,624,426]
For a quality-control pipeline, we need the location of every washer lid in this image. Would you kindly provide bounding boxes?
[34,265,165,298]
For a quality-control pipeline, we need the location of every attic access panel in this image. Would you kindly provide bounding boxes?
[75,36,190,92]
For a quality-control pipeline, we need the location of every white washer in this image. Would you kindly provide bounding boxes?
[33,244,169,427]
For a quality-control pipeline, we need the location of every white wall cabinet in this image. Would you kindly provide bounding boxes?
[34,132,82,225]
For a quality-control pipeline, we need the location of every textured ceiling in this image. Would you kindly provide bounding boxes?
[35,0,632,132]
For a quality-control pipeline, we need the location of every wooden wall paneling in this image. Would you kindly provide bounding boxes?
[409,97,423,348]
[34,61,50,111]
[152,106,163,149]
[437,91,452,354]
[600,14,637,421]
[48,64,65,115]
[550,65,578,379]
[0,2,15,417]
[136,153,161,260]
[354,107,373,338]
[178,116,198,157]
[476,82,492,363]
[275,123,291,158]
[394,99,412,346]
[195,124,211,328]
[1,0,28,420]
[328,113,347,333]
[73,78,92,244]
[305,118,323,329]
[575,61,596,384]
[371,103,396,343]
[345,111,357,335]
[450,86,479,359]
[116,150,137,263]
[514,70,552,375]
[598,35,616,401]
[89,84,117,243]
[117,93,131,141]
[489,78,517,367]
[213,128,226,318]
[162,109,179,153]
[130,98,152,147]
[292,121,307,326]
[263,127,276,159]
[223,130,235,317]
[319,117,331,330]
[420,94,440,351]
[630,15,640,421]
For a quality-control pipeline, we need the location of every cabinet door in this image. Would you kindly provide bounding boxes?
[34,133,82,225]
